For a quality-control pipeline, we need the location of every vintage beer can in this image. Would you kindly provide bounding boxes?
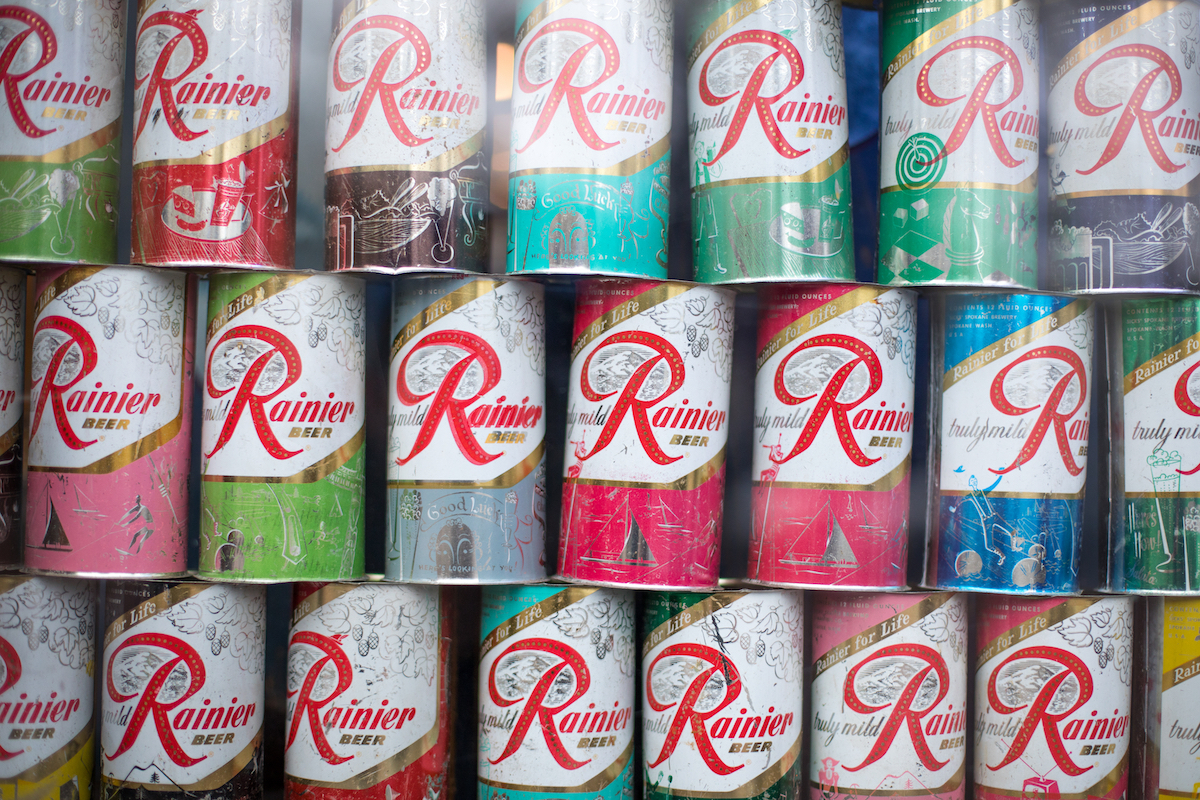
[506,0,673,278]
[748,285,916,590]
[131,0,299,269]
[25,265,193,577]
[559,280,735,590]
[1107,298,1200,593]
[386,277,546,583]
[642,589,804,800]
[101,580,266,798]
[688,0,854,284]
[0,0,124,265]
[0,575,96,800]
[199,272,366,582]
[925,293,1094,594]
[975,595,1133,800]
[325,0,488,273]
[478,585,635,800]
[877,0,1039,288]
[1046,0,1200,294]
[0,268,24,569]
[284,582,450,799]
[810,593,968,800]
[1138,597,1200,800]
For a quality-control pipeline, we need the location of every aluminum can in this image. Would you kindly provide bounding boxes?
[506,0,672,278]
[25,265,193,577]
[199,272,366,582]
[810,593,967,800]
[878,0,1039,288]
[749,285,916,590]
[1138,597,1200,800]
[478,585,635,800]
[0,0,124,265]
[1045,0,1200,294]
[130,0,299,269]
[1107,298,1200,593]
[0,575,96,800]
[100,580,265,798]
[688,0,853,284]
[325,0,488,273]
[284,582,450,799]
[386,277,546,583]
[975,595,1133,800]
[559,280,735,590]
[925,293,1094,594]
[642,589,804,800]
[0,268,24,569]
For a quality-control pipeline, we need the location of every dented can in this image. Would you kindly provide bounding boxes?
[25,265,193,577]
[0,268,24,569]
[1138,598,1200,800]
[386,277,547,583]
[559,280,735,590]
[200,272,366,583]
[749,285,916,590]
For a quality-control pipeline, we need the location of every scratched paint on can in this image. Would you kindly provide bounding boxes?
[0,267,24,568]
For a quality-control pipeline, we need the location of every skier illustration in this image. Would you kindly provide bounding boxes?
[119,494,154,554]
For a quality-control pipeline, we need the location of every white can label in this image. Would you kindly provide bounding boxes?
[0,269,23,444]
[1122,332,1200,495]
[1158,598,1200,797]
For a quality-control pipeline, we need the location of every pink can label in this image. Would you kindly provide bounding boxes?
[0,268,23,561]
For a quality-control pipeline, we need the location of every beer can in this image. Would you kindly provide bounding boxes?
[0,268,24,569]
[478,584,635,800]
[284,582,450,799]
[0,0,124,265]
[559,280,735,590]
[688,0,854,284]
[325,0,488,273]
[642,589,804,800]
[1045,0,1200,294]
[386,276,546,583]
[199,272,366,582]
[749,285,916,590]
[1138,597,1200,800]
[975,595,1133,800]
[877,0,1039,288]
[1107,297,1200,593]
[0,575,96,800]
[101,580,266,798]
[810,592,967,800]
[925,292,1094,594]
[506,0,673,278]
[25,265,194,577]
[131,0,299,270]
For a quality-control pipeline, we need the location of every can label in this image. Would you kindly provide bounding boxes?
[688,0,853,283]
[642,591,804,799]
[750,285,916,588]
[386,278,547,583]
[0,0,123,264]
[26,266,192,576]
[975,597,1132,800]
[1157,598,1200,800]
[200,273,366,581]
[0,268,23,567]
[560,281,734,588]
[810,593,967,800]
[878,0,1039,287]
[506,0,673,277]
[929,295,1093,592]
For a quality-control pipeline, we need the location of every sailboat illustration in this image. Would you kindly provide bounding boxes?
[580,504,656,567]
[38,497,72,551]
[781,501,858,568]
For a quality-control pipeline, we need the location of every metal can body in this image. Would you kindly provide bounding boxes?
[1139,598,1200,800]
[1108,298,1200,592]
[975,596,1133,800]
[642,589,804,800]
[877,0,1039,288]
[688,0,853,284]
[1045,0,1200,294]
[25,265,193,577]
[925,293,1094,593]
[810,593,967,800]
[559,280,734,590]
[506,0,673,278]
[200,272,366,582]
[385,277,546,583]
[0,268,24,569]
[0,575,96,799]
[130,0,298,269]
[284,583,450,800]
[748,285,916,589]
[0,0,124,264]
[478,585,635,800]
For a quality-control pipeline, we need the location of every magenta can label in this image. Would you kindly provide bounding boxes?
[0,267,24,568]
